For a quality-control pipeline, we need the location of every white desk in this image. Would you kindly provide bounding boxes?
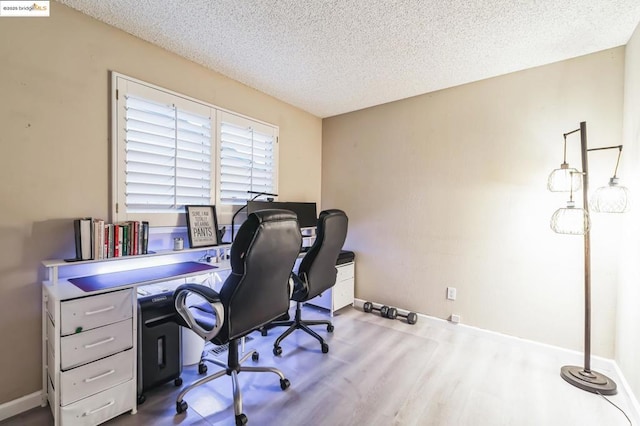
[41,246,354,425]
[42,247,228,426]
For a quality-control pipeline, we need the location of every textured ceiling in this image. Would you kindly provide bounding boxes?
[59,0,640,118]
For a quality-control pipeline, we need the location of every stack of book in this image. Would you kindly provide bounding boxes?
[74,218,150,260]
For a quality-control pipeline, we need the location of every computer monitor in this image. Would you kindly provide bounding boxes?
[247,201,318,228]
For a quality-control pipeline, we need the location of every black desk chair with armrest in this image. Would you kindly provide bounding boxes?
[173,209,302,426]
[264,209,348,355]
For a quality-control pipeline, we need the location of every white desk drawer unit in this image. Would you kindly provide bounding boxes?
[42,251,224,425]
[307,262,355,315]
[46,288,135,425]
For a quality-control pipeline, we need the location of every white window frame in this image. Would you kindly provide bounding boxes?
[111,72,279,226]
[216,110,279,221]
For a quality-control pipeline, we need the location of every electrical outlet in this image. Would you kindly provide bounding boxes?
[446,287,457,301]
[450,314,461,324]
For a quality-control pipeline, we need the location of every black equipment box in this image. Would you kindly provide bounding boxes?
[137,291,182,403]
[337,250,355,265]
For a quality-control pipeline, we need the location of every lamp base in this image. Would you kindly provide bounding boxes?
[560,365,617,395]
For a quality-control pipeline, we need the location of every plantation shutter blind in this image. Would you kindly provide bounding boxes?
[113,74,279,225]
[219,112,277,204]
[123,90,213,213]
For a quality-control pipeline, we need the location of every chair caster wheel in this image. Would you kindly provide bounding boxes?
[174,377,182,386]
[327,324,334,332]
[198,363,208,374]
[261,328,268,336]
[235,413,248,425]
[321,343,329,353]
[273,346,282,356]
[252,352,259,362]
[280,378,291,390]
[176,400,188,414]
[137,394,146,405]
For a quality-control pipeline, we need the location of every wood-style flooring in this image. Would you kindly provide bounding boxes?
[2,304,638,426]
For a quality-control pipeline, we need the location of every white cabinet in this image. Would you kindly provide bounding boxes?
[44,287,137,426]
[42,247,226,426]
[306,261,355,315]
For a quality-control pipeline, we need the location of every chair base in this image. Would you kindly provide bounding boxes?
[175,338,290,425]
[267,302,334,355]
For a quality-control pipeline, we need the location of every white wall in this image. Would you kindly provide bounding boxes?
[616,21,640,400]
[322,48,625,359]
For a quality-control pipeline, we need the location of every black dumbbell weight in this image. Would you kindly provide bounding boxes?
[399,310,418,324]
[363,301,394,319]
[385,306,418,324]
[380,305,391,318]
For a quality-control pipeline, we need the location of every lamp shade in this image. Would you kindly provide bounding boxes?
[550,201,590,235]
[590,178,629,213]
[547,164,582,192]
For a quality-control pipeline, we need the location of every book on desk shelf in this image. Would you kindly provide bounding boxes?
[105,224,113,258]
[93,219,105,260]
[115,224,123,257]
[73,219,82,260]
[120,221,149,256]
[73,217,93,260]
[141,221,149,254]
[71,218,151,262]
[122,223,128,256]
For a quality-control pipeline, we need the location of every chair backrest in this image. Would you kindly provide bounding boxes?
[297,209,348,300]
[217,209,302,342]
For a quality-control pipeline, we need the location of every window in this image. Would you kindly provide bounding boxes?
[124,93,212,212]
[218,111,278,204]
[112,73,278,226]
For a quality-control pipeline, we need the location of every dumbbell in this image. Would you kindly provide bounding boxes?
[362,301,393,318]
[385,307,418,325]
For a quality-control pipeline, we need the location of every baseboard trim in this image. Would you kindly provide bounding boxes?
[612,361,640,422]
[0,390,42,422]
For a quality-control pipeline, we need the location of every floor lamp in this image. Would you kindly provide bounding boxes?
[547,121,629,395]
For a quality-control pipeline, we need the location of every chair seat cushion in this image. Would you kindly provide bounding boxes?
[188,302,220,331]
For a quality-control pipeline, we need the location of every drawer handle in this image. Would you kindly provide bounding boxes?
[83,399,115,416]
[83,337,115,349]
[84,306,115,316]
[84,369,115,383]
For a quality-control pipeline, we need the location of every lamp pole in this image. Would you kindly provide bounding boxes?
[580,121,592,374]
[559,121,617,395]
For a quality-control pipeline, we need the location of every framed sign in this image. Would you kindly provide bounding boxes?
[185,205,220,248]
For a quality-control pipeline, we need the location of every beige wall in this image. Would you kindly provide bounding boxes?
[0,4,321,404]
[323,48,625,358]
[617,21,640,400]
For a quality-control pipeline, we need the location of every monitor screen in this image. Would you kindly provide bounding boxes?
[247,201,318,228]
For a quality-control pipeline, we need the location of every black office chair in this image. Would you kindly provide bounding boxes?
[173,209,302,426]
[264,209,348,355]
